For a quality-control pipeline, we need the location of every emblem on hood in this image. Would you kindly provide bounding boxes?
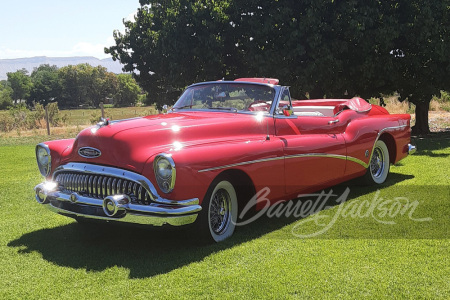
[78,147,101,158]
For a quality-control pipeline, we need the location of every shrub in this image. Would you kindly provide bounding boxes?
[90,111,101,124]
[0,113,14,132]
[431,91,450,112]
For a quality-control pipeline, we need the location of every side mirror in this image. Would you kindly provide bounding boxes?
[162,105,168,114]
[282,105,293,117]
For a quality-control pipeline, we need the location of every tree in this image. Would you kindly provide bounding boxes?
[29,64,62,106]
[115,74,141,107]
[106,0,232,108]
[89,65,119,107]
[390,0,450,134]
[227,0,400,99]
[107,0,449,133]
[58,65,78,108]
[7,69,33,104]
[0,81,13,109]
[107,0,399,103]
[59,64,119,108]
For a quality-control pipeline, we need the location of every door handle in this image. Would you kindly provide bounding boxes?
[328,119,339,125]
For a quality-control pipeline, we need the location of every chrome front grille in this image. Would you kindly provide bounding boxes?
[54,172,152,205]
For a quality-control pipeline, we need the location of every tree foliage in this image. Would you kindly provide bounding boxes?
[29,64,62,106]
[0,81,13,109]
[58,64,119,108]
[106,0,233,106]
[115,74,141,107]
[107,0,449,133]
[2,64,141,110]
[7,69,33,104]
[390,0,450,133]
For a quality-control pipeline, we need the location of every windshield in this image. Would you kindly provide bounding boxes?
[172,83,275,113]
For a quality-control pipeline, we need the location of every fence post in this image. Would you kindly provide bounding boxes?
[45,105,50,135]
[100,102,105,119]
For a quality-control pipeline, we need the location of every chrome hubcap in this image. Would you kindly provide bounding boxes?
[370,147,385,178]
[210,188,231,235]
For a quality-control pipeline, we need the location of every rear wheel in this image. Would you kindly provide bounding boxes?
[197,180,238,242]
[364,140,390,184]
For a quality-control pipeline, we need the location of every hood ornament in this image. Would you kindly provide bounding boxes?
[78,147,102,158]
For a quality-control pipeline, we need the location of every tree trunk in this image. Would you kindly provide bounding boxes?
[411,101,430,135]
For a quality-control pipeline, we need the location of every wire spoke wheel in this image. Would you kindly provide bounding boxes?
[370,147,385,179]
[197,180,238,243]
[364,140,390,185]
[209,188,231,234]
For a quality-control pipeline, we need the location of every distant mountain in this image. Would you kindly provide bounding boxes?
[0,56,125,80]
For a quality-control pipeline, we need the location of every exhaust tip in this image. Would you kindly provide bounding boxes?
[103,195,130,217]
[408,143,417,155]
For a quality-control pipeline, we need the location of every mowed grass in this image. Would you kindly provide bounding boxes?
[0,135,449,299]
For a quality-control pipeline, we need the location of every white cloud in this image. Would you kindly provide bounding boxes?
[125,10,137,22]
[0,37,116,60]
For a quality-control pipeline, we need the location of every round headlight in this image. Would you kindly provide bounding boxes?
[153,154,176,193]
[36,143,51,176]
[156,158,173,179]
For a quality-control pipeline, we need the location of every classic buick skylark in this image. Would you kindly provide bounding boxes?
[34,78,416,242]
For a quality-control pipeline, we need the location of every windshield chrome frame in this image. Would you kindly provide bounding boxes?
[171,81,283,116]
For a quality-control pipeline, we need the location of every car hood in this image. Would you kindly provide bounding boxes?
[66,111,269,173]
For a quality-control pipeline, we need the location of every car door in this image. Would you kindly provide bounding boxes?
[274,88,348,195]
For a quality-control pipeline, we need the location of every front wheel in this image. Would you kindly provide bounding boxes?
[197,180,238,242]
[363,140,390,185]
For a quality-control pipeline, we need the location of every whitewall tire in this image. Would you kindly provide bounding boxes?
[198,180,238,242]
[365,140,390,184]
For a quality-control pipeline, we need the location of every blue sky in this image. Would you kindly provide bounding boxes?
[0,0,139,59]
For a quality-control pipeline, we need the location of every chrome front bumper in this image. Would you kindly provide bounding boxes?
[34,182,201,226]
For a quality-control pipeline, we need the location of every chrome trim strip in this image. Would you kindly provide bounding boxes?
[346,156,369,168]
[377,125,407,137]
[368,125,408,164]
[269,86,284,116]
[188,80,279,89]
[274,115,298,119]
[53,163,199,206]
[198,125,408,173]
[198,153,368,173]
[198,156,282,173]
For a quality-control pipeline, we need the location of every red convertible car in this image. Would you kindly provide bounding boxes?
[34,78,416,242]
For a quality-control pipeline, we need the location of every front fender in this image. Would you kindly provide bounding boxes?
[42,139,75,179]
[141,137,285,204]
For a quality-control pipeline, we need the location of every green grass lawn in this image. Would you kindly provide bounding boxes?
[0,134,448,299]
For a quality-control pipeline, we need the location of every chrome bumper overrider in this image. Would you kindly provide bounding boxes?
[34,182,201,226]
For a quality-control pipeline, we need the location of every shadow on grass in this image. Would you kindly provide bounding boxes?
[412,131,450,157]
[8,173,414,279]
